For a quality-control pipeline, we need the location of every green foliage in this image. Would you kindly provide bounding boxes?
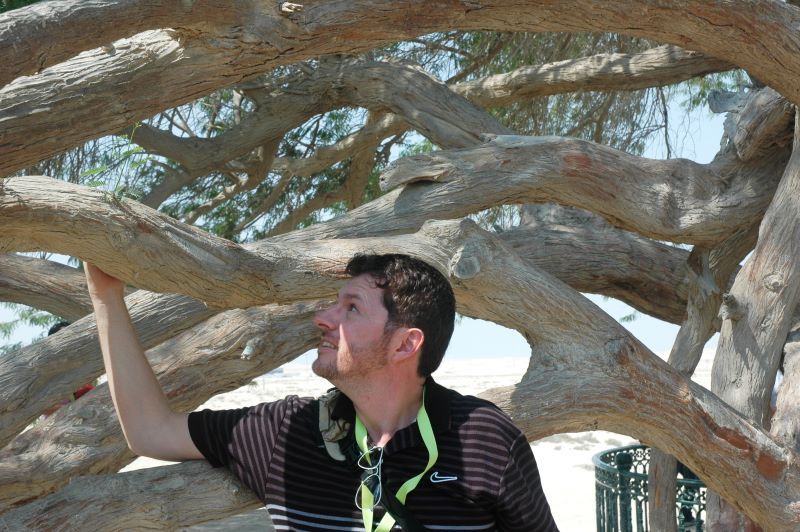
[0,302,61,344]
[677,71,750,112]
[0,0,41,13]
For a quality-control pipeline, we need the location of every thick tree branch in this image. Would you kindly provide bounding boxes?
[0,302,321,510]
[0,461,262,529]
[0,254,91,321]
[509,204,691,324]
[0,177,279,309]
[314,59,512,148]
[378,135,788,247]
[3,0,799,176]
[0,291,215,449]
[731,88,796,162]
[0,0,244,89]
[707,109,800,528]
[137,44,730,209]
[456,44,733,108]
[711,111,800,429]
[648,224,757,529]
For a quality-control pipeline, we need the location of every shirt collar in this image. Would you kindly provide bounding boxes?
[330,376,451,438]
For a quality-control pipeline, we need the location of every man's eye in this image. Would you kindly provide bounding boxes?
[348,304,358,312]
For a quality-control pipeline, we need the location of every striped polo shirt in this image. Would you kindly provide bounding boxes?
[188,378,558,531]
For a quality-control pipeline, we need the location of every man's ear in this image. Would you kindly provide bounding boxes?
[390,327,425,363]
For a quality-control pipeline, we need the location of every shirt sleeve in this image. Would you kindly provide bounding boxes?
[495,434,559,531]
[187,396,301,501]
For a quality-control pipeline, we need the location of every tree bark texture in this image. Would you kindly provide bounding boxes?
[0,290,216,449]
[2,0,799,176]
[707,110,800,531]
[0,461,262,530]
[0,254,91,322]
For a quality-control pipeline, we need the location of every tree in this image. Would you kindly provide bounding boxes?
[1,1,799,530]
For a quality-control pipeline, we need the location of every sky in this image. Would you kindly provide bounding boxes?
[1,96,727,362]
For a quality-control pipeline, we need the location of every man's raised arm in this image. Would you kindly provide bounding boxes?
[84,263,204,461]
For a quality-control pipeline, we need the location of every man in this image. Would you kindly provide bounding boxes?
[86,253,557,531]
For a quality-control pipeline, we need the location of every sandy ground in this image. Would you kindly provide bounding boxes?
[124,353,715,531]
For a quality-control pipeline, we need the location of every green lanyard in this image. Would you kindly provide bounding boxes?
[355,388,438,532]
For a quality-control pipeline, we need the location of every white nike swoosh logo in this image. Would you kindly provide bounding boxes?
[430,471,458,483]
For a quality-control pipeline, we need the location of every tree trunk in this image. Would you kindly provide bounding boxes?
[708,109,800,530]
[649,229,758,530]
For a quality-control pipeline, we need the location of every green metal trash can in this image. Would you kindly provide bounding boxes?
[593,445,706,531]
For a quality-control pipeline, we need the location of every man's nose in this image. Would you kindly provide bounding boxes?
[313,305,337,331]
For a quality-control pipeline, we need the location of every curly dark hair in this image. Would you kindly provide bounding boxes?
[345,254,456,377]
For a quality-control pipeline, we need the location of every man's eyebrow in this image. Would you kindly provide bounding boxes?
[338,292,364,301]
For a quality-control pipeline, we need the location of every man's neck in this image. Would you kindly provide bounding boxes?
[343,374,425,448]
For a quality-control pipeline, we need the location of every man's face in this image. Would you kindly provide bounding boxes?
[312,273,394,382]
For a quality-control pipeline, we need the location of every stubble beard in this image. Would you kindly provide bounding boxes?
[312,334,391,384]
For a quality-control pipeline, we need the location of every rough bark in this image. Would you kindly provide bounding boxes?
[0,291,215,449]
[0,461,262,530]
[3,219,799,530]
[510,204,691,324]
[0,0,245,88]
[3,0,800,176]
[0,254,91,321]
[457,44,733,108]
[772,318,800,453]
[708,111,800,530]
[378,134,788,247]
[732,88,796,162]
[135,46,730,209]
[1,176,282,309]
[0,302,321,510]
[711,112,800,435]
[648,225,758,531]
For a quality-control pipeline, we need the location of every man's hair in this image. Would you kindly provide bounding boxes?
[345,254,455,377]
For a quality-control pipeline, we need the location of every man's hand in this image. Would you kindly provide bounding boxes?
[84,262,125,301]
